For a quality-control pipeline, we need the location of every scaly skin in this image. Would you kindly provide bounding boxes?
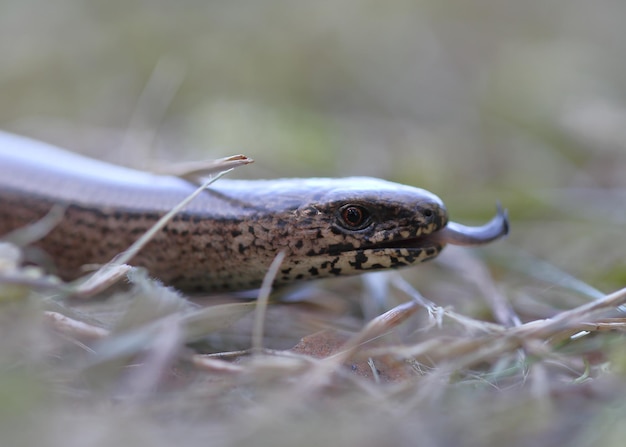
[0,131,507,293]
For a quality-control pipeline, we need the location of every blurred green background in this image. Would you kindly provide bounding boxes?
[2,0,626,287]
[4,3,626,446]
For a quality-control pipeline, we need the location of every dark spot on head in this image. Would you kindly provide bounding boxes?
[306,249,316,256]
[330,227,342,235]
[327,243,355,255]
[349,251,369,269]
[329,267,342,275]
[425,248,435,256]
[231,229,242,237]
[238,243,246,254]
[390,259,407,268]
[308,267,319,276]
[295,274,304,280]
[248,226,255,234]
[281,268,292,274]
[295,240,303,249]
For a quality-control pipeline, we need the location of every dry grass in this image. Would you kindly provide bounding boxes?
[1,203,626,447]
[3,1,626,445]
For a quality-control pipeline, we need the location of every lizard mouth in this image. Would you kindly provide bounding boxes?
[374,204,509,250]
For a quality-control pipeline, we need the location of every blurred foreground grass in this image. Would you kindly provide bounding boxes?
[2,1,626,446]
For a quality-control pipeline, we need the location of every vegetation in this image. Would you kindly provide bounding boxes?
[2,1,626,445]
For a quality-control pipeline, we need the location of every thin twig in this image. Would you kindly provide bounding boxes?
[1,205,66,246]
[157,155,254,182]
[252,250,286,353]
[45,311,110,340]
[112,169,234,268]
[75,156,251,298]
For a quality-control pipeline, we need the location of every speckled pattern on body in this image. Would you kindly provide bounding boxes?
[0,131,506,294]
[0,179,446,293]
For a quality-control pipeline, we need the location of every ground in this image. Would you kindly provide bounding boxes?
[2,1,626,446]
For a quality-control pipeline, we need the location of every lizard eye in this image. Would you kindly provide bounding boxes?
[338,205,372,230]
